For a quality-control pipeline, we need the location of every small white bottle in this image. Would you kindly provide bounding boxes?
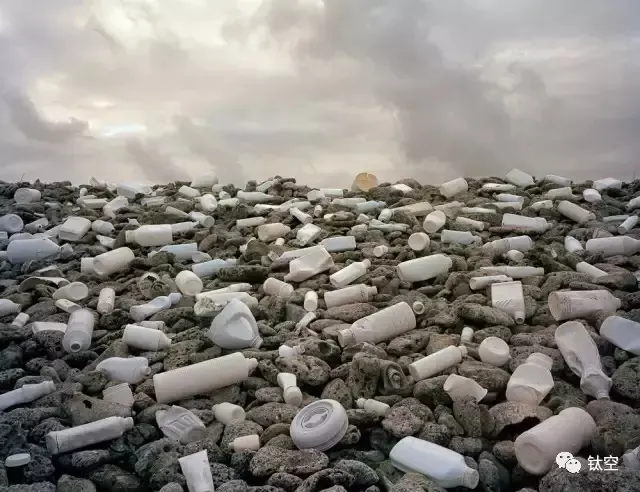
[96,357,151,384]
[506,353,554,405]
[373,245,389,257]
[440,230,480,245]
[557,200,595,223]
[330,259,371,288]
[575,262,607,279]
[545,187,574,200]
[102,383,135,408]
[320,236,357,252]
[92,220,115,235]
[125,225,173,247]
[600,316,640,355]
[483,236,534,254]
[443,374,487,402]
[408,346,467,382]
[460,327,474,343]
[257,223,291,242]
[564,236,583,253]
[7,237,60,264]
[62,309,95,353]
[0,214,24,233]
[378,208,394,222]
[14,188,41,204]
[10,312,30,329]
[548,290,621,321]
[423,211,447,233]
[46,416,135,455]
[285,246,334,282]
[212,402,246,425]
[505,250,524,262]
[396,254,452,283]
[175,270,204,296]
[263,278,294,297]
[123,324,172,351]
[356,398,390,417]
[439,177,468,198]
[586,236,640,257]
[229,434,261,452]
[93,247,135,277]
[290,207,313,224]
[478,337,510,366]
[0,299,21,317]
[0,381,56,411]
[619,215,638,234]
[408,233,430,251]
[304,291,318,311]
[52,282,89,302]
[277,372,303,407]
[130,296,172,322]
[97,288,116,314]
[338,302,416,347]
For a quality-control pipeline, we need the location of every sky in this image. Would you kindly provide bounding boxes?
[0,0,639,187]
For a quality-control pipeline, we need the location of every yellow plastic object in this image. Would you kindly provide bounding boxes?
[351,173,378,192]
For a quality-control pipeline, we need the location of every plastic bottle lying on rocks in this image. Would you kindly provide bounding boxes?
[583,188,603,203]
[46,416,134,455]
[585,236,640,256]
[130,296,174,322]
[278,344,305,358]
[545,186,574,200]
[320,236,357,252]
[330,259,371,288]
[123,324,171,351]
[212,403,246,425]
[257,223,290,242]
[285,246,334,282]
[564,236,583,253]
[62,309,94,353]
[208,298,262,349]
[236,217,265,229]
[0,214,24,233]
[441,230,480,245]
[455,216,484,231]
[469,275,512,290]
[491,281,525,324]
[505,168,534,187]
[505,250,524,262]
[483,236,533,254]
[460,327,474,343]
[277,373,303,406]
[408,232,430,251]
[575,262,607,279]
[263,278,294,297]
[124,224,174,247]
[478,337,510,366]
[396,254,452,283]
[557,200,595,223]
[482,183,516,191]
[544,174,571,186]
[230,435,261,452]
[0,381,56,412]
[495,193,524,203]
[439,177,468,198]
[618,215,638,234]
[52,282,89,302]
[422,211,446,233]
[102,383,134,408]
[479,266,544,278]
[356,398,390,417]
[304,291,318,311]
[190,172,218,188]
[93,247,135,277]
[506,353,554,405]
[156,406,206,444]
[548,290,621,321]
[191,258,237,278]
[0,299,21,317]
[599,316,640,356]
[175,270,203,296]
[14,187,41,203]
[179,450,215,492]
[10,312,29,329]
[337,301,416,347]
[7,237,60,264]
[393,201,433,216]
[297,223,322,245]
[409,346,468,381]
[373,245,389,257]
[443,374,487,402]
[96,357,151,384]
[501,214,548,232]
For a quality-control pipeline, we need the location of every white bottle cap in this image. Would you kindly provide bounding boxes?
[212,403,246,425]
[478,337,510,366]
[283,386,303,407]
[412,301,425,315]
[290,399,348,452]
[5,453,31,468]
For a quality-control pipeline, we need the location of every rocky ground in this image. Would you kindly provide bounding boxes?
[0,175,639,492]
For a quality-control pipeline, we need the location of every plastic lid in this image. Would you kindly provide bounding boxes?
[290,399,348,452]
[362,259,371,268]
[5,453,31,468]
[337,328,355,347]
[462,468,480,489]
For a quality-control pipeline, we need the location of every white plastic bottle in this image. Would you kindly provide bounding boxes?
[545,174,572,186]
[7,237,60,264]
[324,284,377,308]
[320,236,357,252]
[460,327,474,343]
[514,408,596,475]
[593,177,622,191]
[564,236,583,253]
[483,236,533,254]
[62,309,95,353]
[10,312,30,329]
[153,352,258,404]
[500,215,547,234]
[443,374,487,402]
[408,232,430,251]
[285,246,334,282]
[304,291,318,311]
[390,436,479,489]
[52,282,89,302]
[96,357,151,384]
[482,183,516,192]
[130,296,173,322]
[212,403,246,425]
[156,405,206,444]
[439,177,469,198]
[599,316,640,356]
[46,416,135,455]
[92,220,115,236]
[455,217,484,231]
[93,247,135,277]
[208,298,262,349]
[330,259,371,288]
[236,217,266,229]
[495,193,524,203]
[277,372,303,406]
[179,450,215,492]
[506,353,554,405]
[506,250,524,262]
[628,196,640,212]
[356,398,390,416]
[56,299,81,313]
[531,200,553,211]
[191,172,218,188]
[0,381,56,411]
[408,346,468,382]
[97,288,116,314]
[125,225,173,247]
[545,187,574,200]
[229,435,261,452]
[557,200,595,223]
[618,215,638,234]
[0,214,24,233]
[505,168,534,187]
[290,207,313,224]
[337,302,416,347]
[491,281,525,324]
[575,262,607,279]
[263,278,294,297]
[480,266,544,278]
[478,337,511,366]
[175,270,203,296]
[582,188,602,203]
[123,324,171,351]
[469,275,512,291]
[0,299,21,317]
[14,187,41,203]
[586,236,640,257]
[257,223,291,242]
[441,230,480,245]
[397,254,452,283]
[58,217,91,242]
[555,321,611,399]
[423,211,447,233]
[102,383,134,408]
[191,258,237,278]
[548,290,621,321]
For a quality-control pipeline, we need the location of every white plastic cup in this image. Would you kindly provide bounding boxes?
[439,177,468,198]
[408,233,430,251]
[93,248,135,277]
[397,254,452,283]
[175,270,204,296]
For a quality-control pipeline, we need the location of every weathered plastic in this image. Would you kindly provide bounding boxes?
[491,281,525,324]
[373,245,389,257]
[619,215,638,234]
[501,214,548,233]
[481,183,516,191]
[290,399,348,452]
[130,296,173,322]
[378,209,393,222]
[123,324,171,351]
[0,214,25,234]
[490,201,523,211]
[351,172,378,192]
[441,230,480,245]
[356,398,390,417]
[174,270,203,297]
[46,416,134,455]
[236,217,266,229]
[56,299,81,313]
[62,309,95,353]
[548,290,621,321]
[190,172,218,188]
[156,405,206,444]
[320,188,344,197]
[10,312,29,329]
[557,200,595,223]
[153,353,258,404]
[439,177,468,198]
[191,258,237,278]
[393,201,433,216]
[229,434,261,452]
[91,220,115,236]
[285,246,334,282]
[52,282,89,302]
[479,266,545,278]
[412,301,426,315]
[628,196,640,212]
[514,407,596,475]
[469,275,512,291]
[423,211,447,233]
[575,262,607,279]
[544,174,571,186]
[324,284,377,308]
[460,327,474,344]
[58,217,92,242]
[408,232,430,251]
[390,436,479,489]
[443,374,487,402]
[277,372,303,407]
[564,236,583,253]
[623,446,640,470]
[32,322,67,334]
[263,278,294,297]
[297,223,322,245]
[531,200,553,211]
[505,168,534,187]
[178,185,201,198]
[194,292,258,315]
[0,299,21,317]
[555,321,611,399]
[483,236,533,254]
[212,403,246,425]
[237,190,277,202]
[599,316,640,356]
[330,259,371,288]
[0,381,56,412]
[586,236,640,257]
[495,193,524,203]
[397,254,452,283]
[125,224,173,247]
[189,211,215,228]
[409,346,468,381]
[208,298,262,349]
[545,187,574,200]
[14,188,41,204]
[81,257,96,274]
[478,337,510,366]
[455,217,484,231]
[103,383,135,408]
[199,193,218,212]
[338,302,416,347]
[257,223,291,242]
[103,196,129,218]
[93,248,135,277]
[179,450,215,492]
[304,291,318,311]
[505,250,524,262]
[319,236,357,252]
[7,237,60,264]
[593,177,622,191]
[506,353,554,405]
[278,344,305,358]
[583,188,603,203]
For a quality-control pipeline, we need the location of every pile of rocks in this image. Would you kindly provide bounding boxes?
[0,171,639,492]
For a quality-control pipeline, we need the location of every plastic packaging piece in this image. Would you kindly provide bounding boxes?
[14,187,41,204]
[564,236,583,253]
[0,381,56,412]
[24,217,48,233]
[506,353,554,405]
[320,188,344,197]
[439,177,468,198]
[290,207,313,225]
[52,282,89,302]
[443,374,487,402]
[191,258,237,278]
[545,187,574,200]
[505,168,534,187]
[0,214,24,233]
[479,266,544,278]
[304,291,318,311]
[483,236,534,254]
[337,302,416,347]
[175,270,203,297]
[56,299,81,313]
[237,190,277,203]
[412,301,426,315]
[32,322,67,334]
[409,346,468,382]
[514,407,596,475]
[599,316,640,356]
[91,220,115,236]
[218,197,240,208]
[166,206,190,218]
[408,232,430,251]
[207,298,261,349]
[575,261,607,279]
[46,416,134,455]
[501,214,548,232]
[505,250,524,262]
[377,208,393,222]
[290,399,348,452]
[324,284,378,308]
[257,223,291,242]
[285,246,334,283]
[423,211,446,233]
[557,200,595,223]
[141,196,166,208]
[478,337,511,366]
[125,224,173,247]
[277,372,303,407]
[441,230,480,245]
[278,344,305,358]
[320,236,357,252]
[96,288,115,315]
[469,275,512,291]
[154,353,257,404]
[212,403,246,425]
[397,254,452,283]
[5,453,31,468]
[139,320,166,330]
[356,398,390,417]
[332,197,366,208]
[263,278,294,297]
[297,223,322,245]
[123,324,171,351]
[189,211,215,228]
[555,321,612,399]
[179,450,215,492]
[58,217,91,242]
[229,434,260,452]
[194,292,258,315]
[330,259,371,288]
[0,299,21,317]
[103,196,129,218]
[7,237,60,264]
[460,327,474,344]
[491,281,525,324]
[62,309,95,353]
[586,236,640,257]
[103,383,135,408]
[622,446,640,470]
[455,216,484,231]
[619,215,638,234]
[544,174,572,186]
[373,245,389,257]
[93,247,135,277]
[130,296,173,322]
[593,177,622,191]
[10,312,30,329]
[156,405,206,444]
[390,436,480,489]
[392,201,434,217]
[236,217,266,229]
[190,172,218,188]
[351,172,378,192]
[307,189,325,202]
[548,290,621,321]
[495,193,524,203]
[583,188,603,203]
[81,257,96,274]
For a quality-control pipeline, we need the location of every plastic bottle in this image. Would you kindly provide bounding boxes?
[575,262,607,279]
[393,201,433,216]
[236,217,266,229]
[506,353,554,405]
[103,195,129,218]
[178,185,200,198]
[455,217,484,231]
[156,405,206,444]
[218,197,239,208]
[263,278,294,297]
[441,230,480,245]
[277,373,303,406]
[90,220,114,236]
[194,292,258,315]
[256,223,290,242]
[599,316,640,356]
[505,250,524,262]
[390,436,479,489]
[330,259,371,288]
[103,383,134,408]
[285,246,334,282]
[0,214,24,233]
[52,282,89,302]
[423,211,446,233]
[304,291,318,311]
[212,403,246,425]
[190,172,218,188]
[583,188,603,203]
[46,416,134,455]
[397,254,452,283]
[495,193,524,203]
[297,223,322,246]
[501,214,548,233]
[80,257,96,274]
[123,324,171,351]
[628,196,640,212]
[514,407,596,475]
[545,187,574,200]
[460,327,474,343]
[593,177,622,191]
[62,309,95,353]
[555,321,611,399]
[377,208,393,222]
[478,337,510,366]
[505,168,534,187]
[545,174,572,186]
[95,288,115,315]
[548,290,621,321]
[14,188,41,203]
[409,346,468,382]
[174,270,203,297]
[469,275,512,291]
[229,435,260,452]
[482,183,516,191]
[278,344,305,358]
[586,236,640,257]
[153,352,258,404]
[152,243,199,262]
[324,284,377,308]
[0,299,21,317]
[490,201,523,211]
[10,312,29,329]
[130,296,172,322]
[189,211,215,228]
[557,200,595,223]
[125,225,173,247]
[619,215,638,234]
[439,177,468,198]
[356,398,390,416]
[96,357,151,384]
[408,232,430,251]
[530,200,553,211]
[208,298,262,349]
[483,236,533,255]
[0,381,56,412]
[179,450,216,492]
[7,237,60,264]
[564,236,583,253]
[337,302,416,347]
[237,190,277,202]
[93,247,135,277]
[461,206,494,215]
[479,266,544,278]
[199,193,218,212]
[491,281,525,324]
[319,236,357,252]
[191,258,237,278]
[443,374,487,402]
[32,322,67,334]
[165,206,190,218]
[373,245,389,257]
[55,299,81,313]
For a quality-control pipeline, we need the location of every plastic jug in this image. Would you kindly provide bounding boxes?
[179,450,215,492]
[123,324,171,351]
[409,346,468,382]
[285,246,334,282]
[263,278,294,297]
[208,298,262,349]
[62,309,95,353]
[319,236,357,252]
[7,237,60,264]
[423,211,447,233]
[491,281,525,324]
[330,260,371,288]
[506,353,554,405]
[93,247,135,277]
[575,262,607,279]
[439,177,469,198]
[555,321,611,399]
[390,436,479,489]
[586,236,640,257]
[599,316,640,355]
[0,214,24,233]
[91,220,115,236]
[443,374,487,402]
[478,337,511,366]
[337,301,416,347]
[0,381,56,412]
[156,406,206,444]
[46,416,134,455]
[96,357,151,384]
[548,290,621,321]
[397,254,452,283]
[557,200,595,223]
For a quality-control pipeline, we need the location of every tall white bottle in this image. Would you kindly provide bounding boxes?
[548,290,621,321]
[330,259,371,288]
[62,309,95,353]
[409,346,468,382]
[123,324,172,351]
[337,302,416,347]
[284,247,334,282]
[506,353,554,405]
[96,357,151,384]
[46,416,135,455]
[125,225,173,247]
[397,255,452,283]
[324,284,378,308]
[599,316,640,356]
[586,236,640,257]
[0,381,56,411]
[7,237,60,264]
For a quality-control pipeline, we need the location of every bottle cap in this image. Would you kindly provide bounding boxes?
[337,328,355,347]
[362,259,371,268]
[290,399,348,452]
[462,468,480,489]
[5,453,31,468]
[458,346,468,357]
[124,231,134,243]
[284,386,303,407]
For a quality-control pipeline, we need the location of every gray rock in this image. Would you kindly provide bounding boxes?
[488,401,552,437]
[274,356,330,386]
[381,406,423,438]
[539,465,640,492]
[390,472,446,492]
[57,475,97,492]
[333,460,378,486]
[246,403,299,427]
[321,379,353,409]
[458,361,511,392]
[413,376,452,408]
[266,473,302,492]
[612,357,640,400]
[249,446,329,477]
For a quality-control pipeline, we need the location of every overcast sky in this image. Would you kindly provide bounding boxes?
[1,0,639,187]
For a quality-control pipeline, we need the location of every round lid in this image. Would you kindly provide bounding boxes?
[290,399,348,452]
[5,453,31,468]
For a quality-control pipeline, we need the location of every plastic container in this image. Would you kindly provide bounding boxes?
[297,223,322,245]
[289,207,313,225]
[324,284,377,308]
[593,177,622,191]
[237,190,277,203]
[439,177,469,198]
[313,204,323,217]
[263,278,294,297]
[483,236,533,254]
[443,374,487,402]
[481,183,514,191]
[501,214,548,233]
[178,185,200,198]
[377,209,393,222]
[460,327,474,344]
[548,290,621,321]
[103,383,135,408]
[218,197,240,208]
[555,321,611,399]
[337,301,416,347]
[397,254,452,283]
[460,206,494,214]
[277,372,303,406]
[103,196,129,218]
[599,316,640,356]
[229,434,260,452]
[478,337,510,366]
[564,236,583,253]
[490,201,523,211]
[123,324,171,351]
[130,296,172,322]
[575,262,607,279]
[390,436,479,489]
[0,299,21,317]
[491,281,525,324]
[80,257,96,274]
[32,322,67,334]
[290,399,348,452]
[455,217,484,231]
[166,206,190,218]
[330,259,371,288]
[212,403,246,425]
[10,312,30,329]
[199,193,218,212]
[583,188,603,203]
[191,258,237,278]
[179,450,215,492]
[557,200,595,223]
[479,266,544,278]
[52,282,89,302]
[586,236,640,257]
[7,237,60,264]
[469,275,512,291]
[95,288,115,315]
[408,232,430,251]
[285,246,334,282]
[545,187,574,200]
[189,211,215,228]
[514,407,596,475]
[356,398,390,416]
[506,353,554,405]
[153,352,258,404]
[56,299,81,313]
[373,245,389,257]
[278,344,305,358]
[530,200,553,211]
[57,217,91,242]
[320,188,344,197]
[190,172,218,188]
[153,243,199,262]
[0,381,56,412]
[46,416,134,455]
[393,201,434,216]
[441,230,480,245]
[156,405,206,444]
[304,291,318,311]
[125,224,173,247]
[194,292,258,315]
[544,174,571,186]
[409,346,468,381]
[320,236,357,252]
[24,217,48,234]
[256,223,290,242]
[93,247,135,277]
[174,270,203,297]
[495,193,524,203]
[208,298,262,349]
[505,168,534,187]
[423,211,447,233]
[506,250,525,262]
[62,309,95,353]
[619,215,638,234]
[14,187,41,203]
[91,220,114,236]
[236,217,266,229]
